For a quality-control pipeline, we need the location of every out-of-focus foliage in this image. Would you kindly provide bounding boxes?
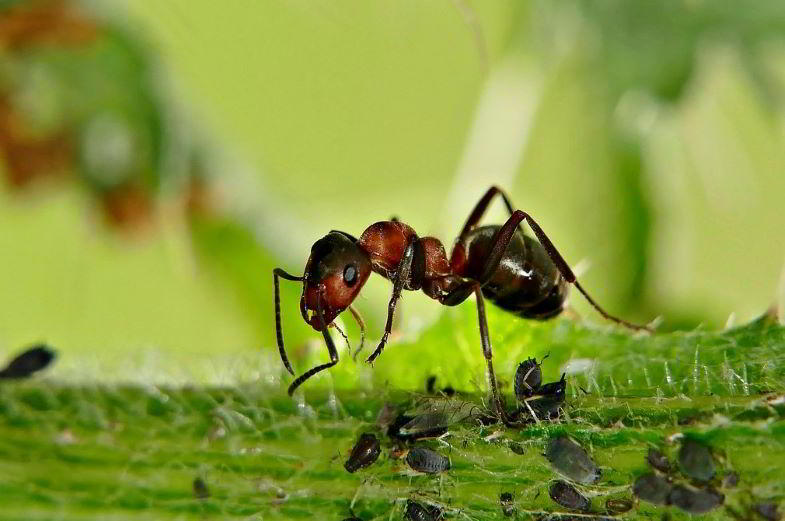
[1,0,785,381]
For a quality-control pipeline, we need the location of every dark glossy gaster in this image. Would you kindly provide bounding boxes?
[273,186,653,424]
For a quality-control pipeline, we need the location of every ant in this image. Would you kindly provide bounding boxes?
[274,186,652,425]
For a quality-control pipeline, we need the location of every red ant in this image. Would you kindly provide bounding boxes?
[274,186,652,425]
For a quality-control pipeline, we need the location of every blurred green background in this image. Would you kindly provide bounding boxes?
[2,0,785,387]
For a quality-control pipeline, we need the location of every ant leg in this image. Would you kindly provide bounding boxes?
[287,296,339,395]
[273,268,303,376]
[488,210,653,332]
[348,304,366,361]
[472,284,516,426]
[456,186,523,241]
[365,239,416,364]
[457,187,652,332]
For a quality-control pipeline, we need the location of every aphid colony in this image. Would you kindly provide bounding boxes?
[340,356,577,520]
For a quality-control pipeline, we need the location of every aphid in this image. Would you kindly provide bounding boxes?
[192,477,209,499]
[545,436,601,484]
[0,344,56,379]
[633,473,672,505]
[404,499,442,521]
[722,471,739,489]
[274,186,652,425]
[514,356,546,399]
[605,498,633,514]
[646,447,671,474]
[425,376,456,396]
[549,480,590,512]
[667,485,724,514]
[508,441,526,455]
[344,433,381,473]
[527,373,567,419]
[500,492,516,517]
[405,447,450,474]
[754,502,781,521]
[677,438,715,482]
[397,412,449,440]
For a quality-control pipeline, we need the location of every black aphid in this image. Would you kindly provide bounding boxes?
[646,447,671,473]
[722,471,739,489]
[0,344,56,379]
[514,357,543,399]
[398,413,448,440]
[678,438,715,482]
[404,499,442,521]
[527,373,567,419]
[633,473,671,505]
[342,518,363,521]
[500,492,515,517]
[755,502,781,521]
[387,414,416,440]
[426,375,437,393]
[549,480,590,512]
[545,436,601,484]
[605,498,633,514]
[192,477,209,499]
[668,485,724,514]
[508,441,526,455]
[344,433,381,473]
[405,447,450,474]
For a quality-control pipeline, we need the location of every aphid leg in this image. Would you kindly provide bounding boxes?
[366,238,416,363]
[273,268,303,376]
[348,304,366,361]
[287,295,339,396]
[522,398,541,424]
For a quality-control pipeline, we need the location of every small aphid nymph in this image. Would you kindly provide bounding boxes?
[514,357,543,400]
[0,344,56,379]
[633,473,672,505]
[404,499,442,521]
[344,433,381,473]
[549,480,590,512]
[545,436,601,484]
[668,485,724,514]
[646,447,671,473]
[500,492,516,517]
[405,447,450,474]
[678,438,716,483]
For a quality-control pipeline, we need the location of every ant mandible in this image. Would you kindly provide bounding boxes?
[274,186,652,425]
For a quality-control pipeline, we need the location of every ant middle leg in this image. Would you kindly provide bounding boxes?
[472,284,517,426]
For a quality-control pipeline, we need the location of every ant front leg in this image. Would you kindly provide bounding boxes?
[273,268,303,376]
[365,238,417,364]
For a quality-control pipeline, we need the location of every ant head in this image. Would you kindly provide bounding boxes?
[300,231,371,330]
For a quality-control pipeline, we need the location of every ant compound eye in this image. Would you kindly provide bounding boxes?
[343,264,358,286]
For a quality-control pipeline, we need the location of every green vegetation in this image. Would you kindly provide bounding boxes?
[1,315,783,520]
